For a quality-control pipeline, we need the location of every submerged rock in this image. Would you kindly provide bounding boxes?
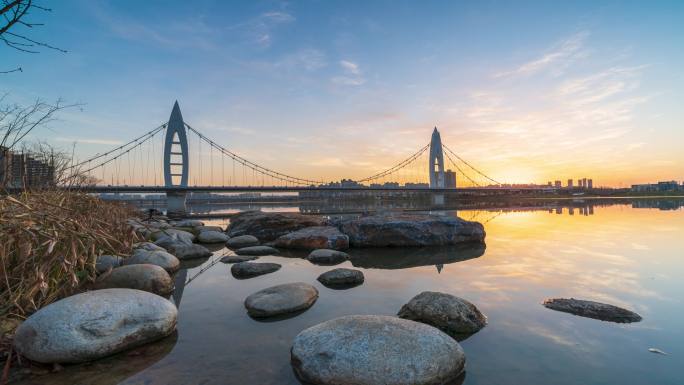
[235,245,279,256]
[244,282,318,318]
[335,213,485,247]
[197,230,230,244]
[398,291,487,339]
[220,255,258,264]
[274,226,349,250]
[94,264,174,295]
[317,268,364,288]
[226,235,260,248]
[226,211,326,241]
[542,298,642,323]
[165,243,212,260]
[231,262,281,279]
[13,289,177,364]
[307,249,349,265]
[95,255,123,274]
[124,249,180,273]
[291,315,465,385]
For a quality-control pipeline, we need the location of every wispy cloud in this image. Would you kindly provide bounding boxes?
[236,11,296,48]
[494,31,590,78]
[331,60,365,86]
[55,137,123,145]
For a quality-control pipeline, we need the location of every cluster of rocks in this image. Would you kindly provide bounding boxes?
[13,215,221,365]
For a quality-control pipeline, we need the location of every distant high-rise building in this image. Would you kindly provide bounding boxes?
[587,179,593,189]
[554,180,562,188]
[444,169,456,188]
[577,178,584,188]
[567,179,574,188]
[582,178,587,189]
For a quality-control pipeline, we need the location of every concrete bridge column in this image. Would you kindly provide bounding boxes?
[167,191,187,218]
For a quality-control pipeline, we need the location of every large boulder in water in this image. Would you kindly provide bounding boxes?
[13,288,177,364]
[274,226,349,250]
[244,283,318,318]
[335,213,485,247]
[124,249,180,273]
[291,315,465,385]
[94,264,174,295]
[226,211,326,241]
[151,228,195,244]
[398,291,487,339]
[542,298,642,323]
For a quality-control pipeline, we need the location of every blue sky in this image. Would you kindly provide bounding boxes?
[2,0,683,186]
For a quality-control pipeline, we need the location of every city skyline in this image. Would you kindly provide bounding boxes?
[3,1,683,187]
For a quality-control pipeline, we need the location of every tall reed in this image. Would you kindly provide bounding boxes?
[0,191,139,321]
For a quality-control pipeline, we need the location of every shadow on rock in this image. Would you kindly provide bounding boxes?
[12,331,178,385]
[348,242,485,270]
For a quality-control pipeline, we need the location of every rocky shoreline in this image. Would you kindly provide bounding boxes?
[7,209,645,384]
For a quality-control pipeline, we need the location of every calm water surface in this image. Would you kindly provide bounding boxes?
[19,201,684,385]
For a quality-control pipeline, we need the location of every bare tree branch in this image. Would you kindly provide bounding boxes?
[0,0,65,66]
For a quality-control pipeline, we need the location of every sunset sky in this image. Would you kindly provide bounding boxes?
[3,0,683,187]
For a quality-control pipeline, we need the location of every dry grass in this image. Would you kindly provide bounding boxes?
[0,191,140,322]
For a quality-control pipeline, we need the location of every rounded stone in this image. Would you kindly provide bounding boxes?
[95,255,123,274]
[197,230,230,244]
[13,288,177,364]
[172,219,204,227]
[220,255,258,264]
[291,315,465,385]
[231,262,281,279]
[133,242,167,252]
[165,243,212,260]
[307,249,349,265]
[226,235,260,248]
[317,268,364,288]
[124,249,180,273]
[398,291,487,338]
[244,282,318,318]
[198,225,224,233]
[151,229,195,244]
[94,264,174,295]
[235,245,279,256]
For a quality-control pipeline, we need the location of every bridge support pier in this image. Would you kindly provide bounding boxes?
[432,193,445,206]
[166,191,187,218]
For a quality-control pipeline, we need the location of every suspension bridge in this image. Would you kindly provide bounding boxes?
[63,102,548,213]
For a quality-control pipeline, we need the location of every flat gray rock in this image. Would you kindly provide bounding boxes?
[235,245,279,256]
[197,230,230,244]
[95,255,123,274]
[226,235,260,248]
[543,298,642,323]
[335,213,485,247]
[291,315,465,385]
[124,249,180,273]
[13,289,177,364]
[151,229,195,244]
[226,211,327,241]
[244,282,318,318]
[317,268,364,288]
[274,226,349,250]
[307,249,349,265]
[231,262,281,279]
[171,219,204,227]
[398,291,487,339]
[220,255,258,264]
[198,225,224,233]
[165,243,212,260]
[94,264,174,295]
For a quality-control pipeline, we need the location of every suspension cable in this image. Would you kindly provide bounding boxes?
[184,123,324,185]
[443,144,501,186]
[443,150,481,187]
[357,143,430,182]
